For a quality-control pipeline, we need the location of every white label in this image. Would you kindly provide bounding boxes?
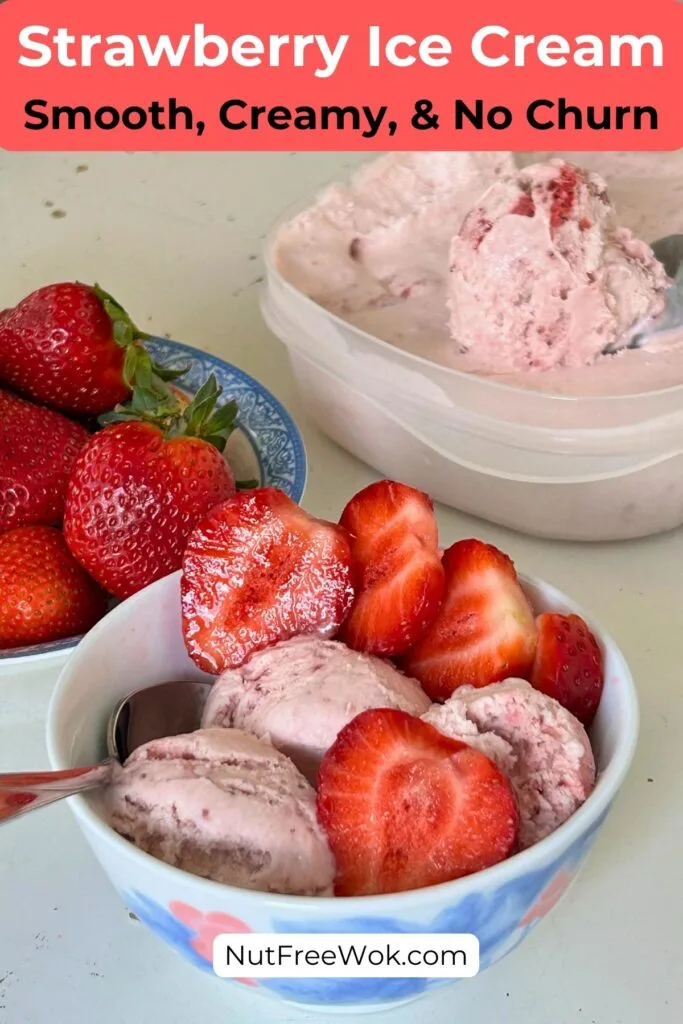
[213,933,479,978]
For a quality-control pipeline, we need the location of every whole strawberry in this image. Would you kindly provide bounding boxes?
[64,375,238,599]
[0,387,89,534]
[0,282,180,415]
[0,526,107,649]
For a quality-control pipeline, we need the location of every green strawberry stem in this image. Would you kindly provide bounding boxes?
[93,283,190,398]
[93,282,244,461]
[93,284,151,349]
[98,371,239,454]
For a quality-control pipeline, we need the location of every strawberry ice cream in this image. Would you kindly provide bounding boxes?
[423,679,596,849]
[448,160,669,373]
[273,150,683,397]
[275,150,515,311]
[201,635,431,782]
[108,728,335,895]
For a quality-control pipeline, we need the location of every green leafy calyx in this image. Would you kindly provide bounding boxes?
[98,371,239,454]
[94,282,190,402]
[93,283,151,350]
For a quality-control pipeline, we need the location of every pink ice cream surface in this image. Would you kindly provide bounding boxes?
[448,159,669,372]
[107,728,335,896]
[423,678,596,850]
[275,150,515,310]
[201,635,431,783]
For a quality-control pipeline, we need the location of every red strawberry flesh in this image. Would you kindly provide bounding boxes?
[181,488,354,674]
[402,539,537,701]
[339,480,444,656]
[511,194,535,217]
[531,612,604,726]
[317,708,519,896]
[549,164,581,231]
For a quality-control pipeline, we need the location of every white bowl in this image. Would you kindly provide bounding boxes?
[46,570,638,1013]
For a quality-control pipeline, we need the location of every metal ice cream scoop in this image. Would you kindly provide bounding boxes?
[0,679,212,825]
[611,233,683,352]
[650,234,683,280]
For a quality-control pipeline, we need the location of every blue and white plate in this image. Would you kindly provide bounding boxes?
[0,337,307,669]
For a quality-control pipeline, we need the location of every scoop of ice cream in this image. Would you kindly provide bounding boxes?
[201,635,431,783]
[448,159,669,372]
[274,151,516,311]
[108,728,335,896]
[423,678,596,849]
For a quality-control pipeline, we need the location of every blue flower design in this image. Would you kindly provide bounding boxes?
[261,973,429,1004]
[264,808,611,1005]
[260,912,433,1005]
[120,805,611,1007]
[123,890,214,973]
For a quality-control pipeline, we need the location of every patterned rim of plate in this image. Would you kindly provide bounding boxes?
[0,337,307,663]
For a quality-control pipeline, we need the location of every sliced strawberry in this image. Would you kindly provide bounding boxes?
[401,539,537,701]
[338,480,445,657]
[181,488,354,674]
[531,613,604,726]
[317,708,519,896]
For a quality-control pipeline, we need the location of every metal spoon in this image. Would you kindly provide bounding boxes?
[650,234,683,280]
[0,679,212,825]
[607,233,683,353]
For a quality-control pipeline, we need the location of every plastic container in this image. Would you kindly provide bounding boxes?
[262,207,683,542]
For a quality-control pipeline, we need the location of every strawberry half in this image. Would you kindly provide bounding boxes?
[531,612,604,726]
[317,708,519,896]
[181,488,354,674]
[402,539,537,701]
[338,480,445,656]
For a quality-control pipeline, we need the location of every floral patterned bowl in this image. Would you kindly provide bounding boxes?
[45,569,638,1013]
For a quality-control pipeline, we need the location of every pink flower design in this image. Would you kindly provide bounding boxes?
[169,902,257,985]
[519,868,576,927]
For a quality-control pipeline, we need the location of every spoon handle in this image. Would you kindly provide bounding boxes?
[0,762,114,824]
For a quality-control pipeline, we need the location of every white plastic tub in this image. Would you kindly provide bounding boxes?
[261,205,683,543]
